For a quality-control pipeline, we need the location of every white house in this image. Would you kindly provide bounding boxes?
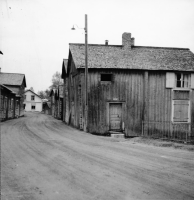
[23,90,43,112]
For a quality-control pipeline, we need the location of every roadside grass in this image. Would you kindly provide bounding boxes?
[124,137,194,151]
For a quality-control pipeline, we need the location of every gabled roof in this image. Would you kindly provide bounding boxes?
[47,102,51,108]
[61,59,68,78]
[0,73,27,87]
[0,84,16,94]
[49,88,57,97]
[24,89,42,99]
[69,43,194,71]
[58,85,63,98]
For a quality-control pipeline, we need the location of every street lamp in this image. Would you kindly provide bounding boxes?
[71,14,88,132]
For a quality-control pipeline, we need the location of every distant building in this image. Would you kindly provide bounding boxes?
[43,101,51,115]
[50,88,57,117]
[23,89,43,112]
[49,85,63,119]
[0,84,16,121]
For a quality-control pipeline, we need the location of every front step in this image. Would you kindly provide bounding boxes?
[109,131,125,138]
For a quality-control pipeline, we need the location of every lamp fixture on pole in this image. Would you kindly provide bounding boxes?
[71,14,88,132]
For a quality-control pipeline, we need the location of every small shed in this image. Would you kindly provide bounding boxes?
[43,101,51,115]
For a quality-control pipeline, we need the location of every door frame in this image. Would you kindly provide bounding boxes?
[106,101,125,131]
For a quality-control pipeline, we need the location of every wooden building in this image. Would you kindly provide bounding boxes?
[62,59,69,123]
[56,85,63,120]
[49,85,63,120]
[0,84,16,121]
[43,101,51,115]
[62,32,194,142]
[50,88,57,118]
[0,72,26,119]
[23,89,43,112]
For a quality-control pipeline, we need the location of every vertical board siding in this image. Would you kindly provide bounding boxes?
[191,90,194,137]
[146,72,172,137]
[64,66,193,138]
[87,69,144,136]
[0,91,17,121]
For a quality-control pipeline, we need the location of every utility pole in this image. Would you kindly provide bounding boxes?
[84,14,88,132]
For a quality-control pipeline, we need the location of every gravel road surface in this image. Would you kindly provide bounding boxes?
[1,112,194,200]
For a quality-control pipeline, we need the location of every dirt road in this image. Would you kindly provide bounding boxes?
[1,112,194,200]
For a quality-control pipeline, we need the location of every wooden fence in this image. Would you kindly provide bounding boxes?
[142,121,193,143]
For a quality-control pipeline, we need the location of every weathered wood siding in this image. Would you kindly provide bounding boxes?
[64,66,194,138]
[191,90,194,136]
[81,69,144,136]
[68,72,83,129]
[143,72,172,137]
[7,84,25,117]
[0,90,16,121]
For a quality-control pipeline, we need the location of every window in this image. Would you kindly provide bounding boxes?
[31,105,35,110]
[176,73,190,88]
[172,100,190,122]
[101,74,113,82]
[24,95,26,100]
[31,95,35,100]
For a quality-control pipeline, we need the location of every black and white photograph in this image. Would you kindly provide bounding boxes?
[0,0,194,199]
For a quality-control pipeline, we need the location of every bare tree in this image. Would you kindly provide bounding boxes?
[49,71,63,89]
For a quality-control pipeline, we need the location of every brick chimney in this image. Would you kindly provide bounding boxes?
[105,40,109,45]
[122,32,132,50]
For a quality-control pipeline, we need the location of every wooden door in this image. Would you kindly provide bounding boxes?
[109,103,122,131]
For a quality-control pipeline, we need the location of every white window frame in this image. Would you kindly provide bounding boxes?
[31,95,35,101]
[31,105,36,110]
[166,72,194,89]
[175,73,191,89]
[171,99,191,123]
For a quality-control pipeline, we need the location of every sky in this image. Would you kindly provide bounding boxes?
[0,0,194,93]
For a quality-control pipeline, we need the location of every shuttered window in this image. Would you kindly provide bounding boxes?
[166,72,175,88]
[173,100,189,122]
[166,72,194,89]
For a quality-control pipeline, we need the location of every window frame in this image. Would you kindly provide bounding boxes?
[31,105,36,110]
[175,73,191,89]
[31,95,35,101]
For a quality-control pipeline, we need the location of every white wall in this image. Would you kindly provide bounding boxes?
[24,90,42,112]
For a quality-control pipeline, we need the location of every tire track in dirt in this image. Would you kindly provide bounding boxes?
[1,118,39,200]
[1,112,194,200]
[20,113,194,199]
[20,114,194,199]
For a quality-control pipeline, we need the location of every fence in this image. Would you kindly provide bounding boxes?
[142,121,194,143]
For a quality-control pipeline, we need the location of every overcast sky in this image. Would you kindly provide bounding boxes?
[0,0,194,92]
